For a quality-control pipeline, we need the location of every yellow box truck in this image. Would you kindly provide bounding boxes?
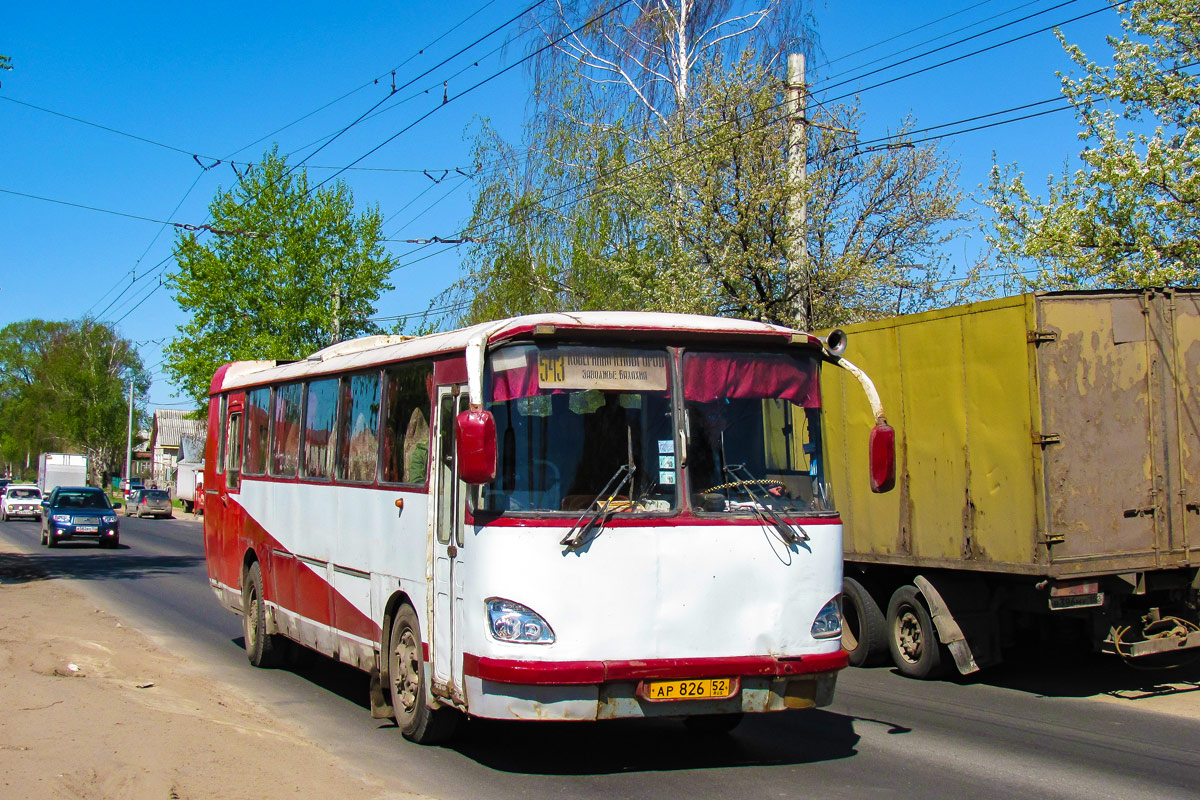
[822,289,1200,678]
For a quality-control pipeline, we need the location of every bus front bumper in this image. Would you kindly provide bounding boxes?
[461,650,847,721]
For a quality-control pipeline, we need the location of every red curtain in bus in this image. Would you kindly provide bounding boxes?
[682,352,820,407]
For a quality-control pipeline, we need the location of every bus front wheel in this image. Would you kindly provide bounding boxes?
[388,605,458,744]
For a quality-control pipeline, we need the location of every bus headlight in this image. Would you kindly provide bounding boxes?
[810,596,842,639]
[486,598,555,644]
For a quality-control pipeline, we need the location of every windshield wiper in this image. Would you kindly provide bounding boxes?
[561,428,637,550]
[720,464,808,545]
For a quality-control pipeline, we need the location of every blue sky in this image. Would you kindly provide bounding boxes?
[2,1,1119,411]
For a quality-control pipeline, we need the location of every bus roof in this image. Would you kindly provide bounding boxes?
[212,311,816,394]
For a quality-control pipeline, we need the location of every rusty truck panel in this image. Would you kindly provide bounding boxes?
[827,290,1199,577]
[825,289,1200,675]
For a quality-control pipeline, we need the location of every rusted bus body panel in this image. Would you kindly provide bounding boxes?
[824,289,1198,578]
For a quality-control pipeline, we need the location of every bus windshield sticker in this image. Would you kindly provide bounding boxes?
[538,350,667,392]
[491,348,528,372]
[658,439,674,454]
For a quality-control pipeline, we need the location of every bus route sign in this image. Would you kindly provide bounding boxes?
[538,349,667,392]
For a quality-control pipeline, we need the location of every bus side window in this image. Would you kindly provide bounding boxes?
[225,411,242,490]
[303,379,339,480]
[243,387,270,477]
[336,371,382,483]
[380,362,433,485]
[270,383,302,478]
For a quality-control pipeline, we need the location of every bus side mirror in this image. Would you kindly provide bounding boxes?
[869,423,896,493]
[456,408,497,485]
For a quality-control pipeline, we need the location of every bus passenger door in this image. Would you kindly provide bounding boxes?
[217,393,245,594]
[431,385,467,702]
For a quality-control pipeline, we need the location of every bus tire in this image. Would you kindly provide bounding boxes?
[242,562,284,668]
[388,605,458,744]
[842,577,888,667]
[886,585,947,680]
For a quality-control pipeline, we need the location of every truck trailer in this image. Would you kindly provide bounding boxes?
[38,453,89,494]
[174,460,204,514]
[823,289,1200,678]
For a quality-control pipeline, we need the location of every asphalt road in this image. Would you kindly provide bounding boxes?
[3,515,1198,800]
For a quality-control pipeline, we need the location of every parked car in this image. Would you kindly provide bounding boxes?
[125,488,173,519]
[122,477,145,502]
[40,486,121,548]
[1,484,42,521]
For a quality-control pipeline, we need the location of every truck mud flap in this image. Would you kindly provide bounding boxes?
[914,575,1001,675]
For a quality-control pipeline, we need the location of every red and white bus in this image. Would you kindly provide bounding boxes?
[203,311,894,743]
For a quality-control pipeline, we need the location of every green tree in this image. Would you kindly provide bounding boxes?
[986,0,1199,287]
[0,319,148,482]
[165,148,395,406]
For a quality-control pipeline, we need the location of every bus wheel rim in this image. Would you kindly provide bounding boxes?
[393,628,420,714]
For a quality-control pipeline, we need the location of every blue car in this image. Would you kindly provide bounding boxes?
[40,486,122,548]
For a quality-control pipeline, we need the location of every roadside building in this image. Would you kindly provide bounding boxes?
[148,409,205,490]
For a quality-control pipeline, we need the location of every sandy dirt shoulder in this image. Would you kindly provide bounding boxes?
[0,543,425,800]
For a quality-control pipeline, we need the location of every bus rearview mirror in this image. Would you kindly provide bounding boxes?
[456,408,497,485]
[869,424,896,493]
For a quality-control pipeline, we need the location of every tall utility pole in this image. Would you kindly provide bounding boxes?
[331,286,342,345]
[124,379,133,492]
[786,53,808,330]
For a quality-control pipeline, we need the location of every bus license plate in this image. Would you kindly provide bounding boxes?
[643,678,736,701]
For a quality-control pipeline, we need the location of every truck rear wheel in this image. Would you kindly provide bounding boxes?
[886,585,947,679]
[842,577,888,667]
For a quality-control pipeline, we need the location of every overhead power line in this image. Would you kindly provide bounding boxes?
[226,0,509,160]
[0,187,258,236]
[813,2,1113,104]
[312,0,636,190]
[89,0,539,327]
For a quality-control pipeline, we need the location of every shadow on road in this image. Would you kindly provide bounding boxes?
[851,638,1200,704]
[0,548,204,584]
[239,640,867,774]
[235,637,375,711]
[447,708,861,774]
[974,643,1200,703]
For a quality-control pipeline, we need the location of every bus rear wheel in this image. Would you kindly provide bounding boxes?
[388,605,458,744]
[242,562,284,668]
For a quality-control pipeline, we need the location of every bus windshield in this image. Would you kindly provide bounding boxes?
[682,350,832,516]
[481,344,674,514]
[479,343,832,517]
